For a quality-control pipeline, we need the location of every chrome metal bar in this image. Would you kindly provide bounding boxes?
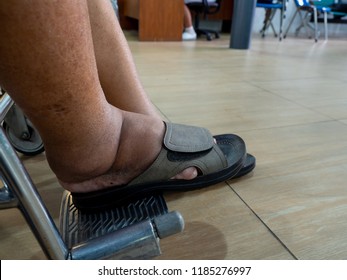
[153,211,185,239]
[0,128,68,259]
[324,10,328,40]
[0,179,18,209]
[70,220,161,260]
[283,9,299,38]
[0,93,14,122]
[313,6,319,41]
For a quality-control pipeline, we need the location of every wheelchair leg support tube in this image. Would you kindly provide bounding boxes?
[0,128,69,259]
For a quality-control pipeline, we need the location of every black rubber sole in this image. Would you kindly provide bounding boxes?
[72,134,248,211]
[233,153,256,179]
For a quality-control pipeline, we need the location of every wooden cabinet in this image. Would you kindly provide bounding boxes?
[119,0,184,41]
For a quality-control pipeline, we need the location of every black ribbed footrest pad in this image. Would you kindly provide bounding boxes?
[59,191,168,249]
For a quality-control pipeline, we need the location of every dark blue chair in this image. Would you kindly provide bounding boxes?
[256,0,288,40]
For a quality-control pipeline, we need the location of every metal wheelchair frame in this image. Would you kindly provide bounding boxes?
[0,93,184,259]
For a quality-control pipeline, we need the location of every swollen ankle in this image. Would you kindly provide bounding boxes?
[57,112,165,193]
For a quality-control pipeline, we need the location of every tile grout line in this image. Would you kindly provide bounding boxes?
[227,181,298,260]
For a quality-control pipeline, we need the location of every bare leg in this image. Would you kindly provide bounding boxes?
[87,0,197,181]
[0,0,196,193]
[0,0,166,192]
[184,5,194,29]
[183,5,196,40]
[87,0,158,116]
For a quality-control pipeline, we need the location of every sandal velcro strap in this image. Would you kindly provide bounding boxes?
[128,122,228,186]
[164,122,215,153]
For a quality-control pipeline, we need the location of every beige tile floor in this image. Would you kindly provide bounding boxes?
[1,32,347,259]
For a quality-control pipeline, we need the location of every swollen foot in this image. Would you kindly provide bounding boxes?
[57,112,199,193]
[71,123,247,211]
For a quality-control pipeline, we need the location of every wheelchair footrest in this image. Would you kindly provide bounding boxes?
[59,191,184,259]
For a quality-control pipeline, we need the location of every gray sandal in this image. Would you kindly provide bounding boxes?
[72,122,247,210]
